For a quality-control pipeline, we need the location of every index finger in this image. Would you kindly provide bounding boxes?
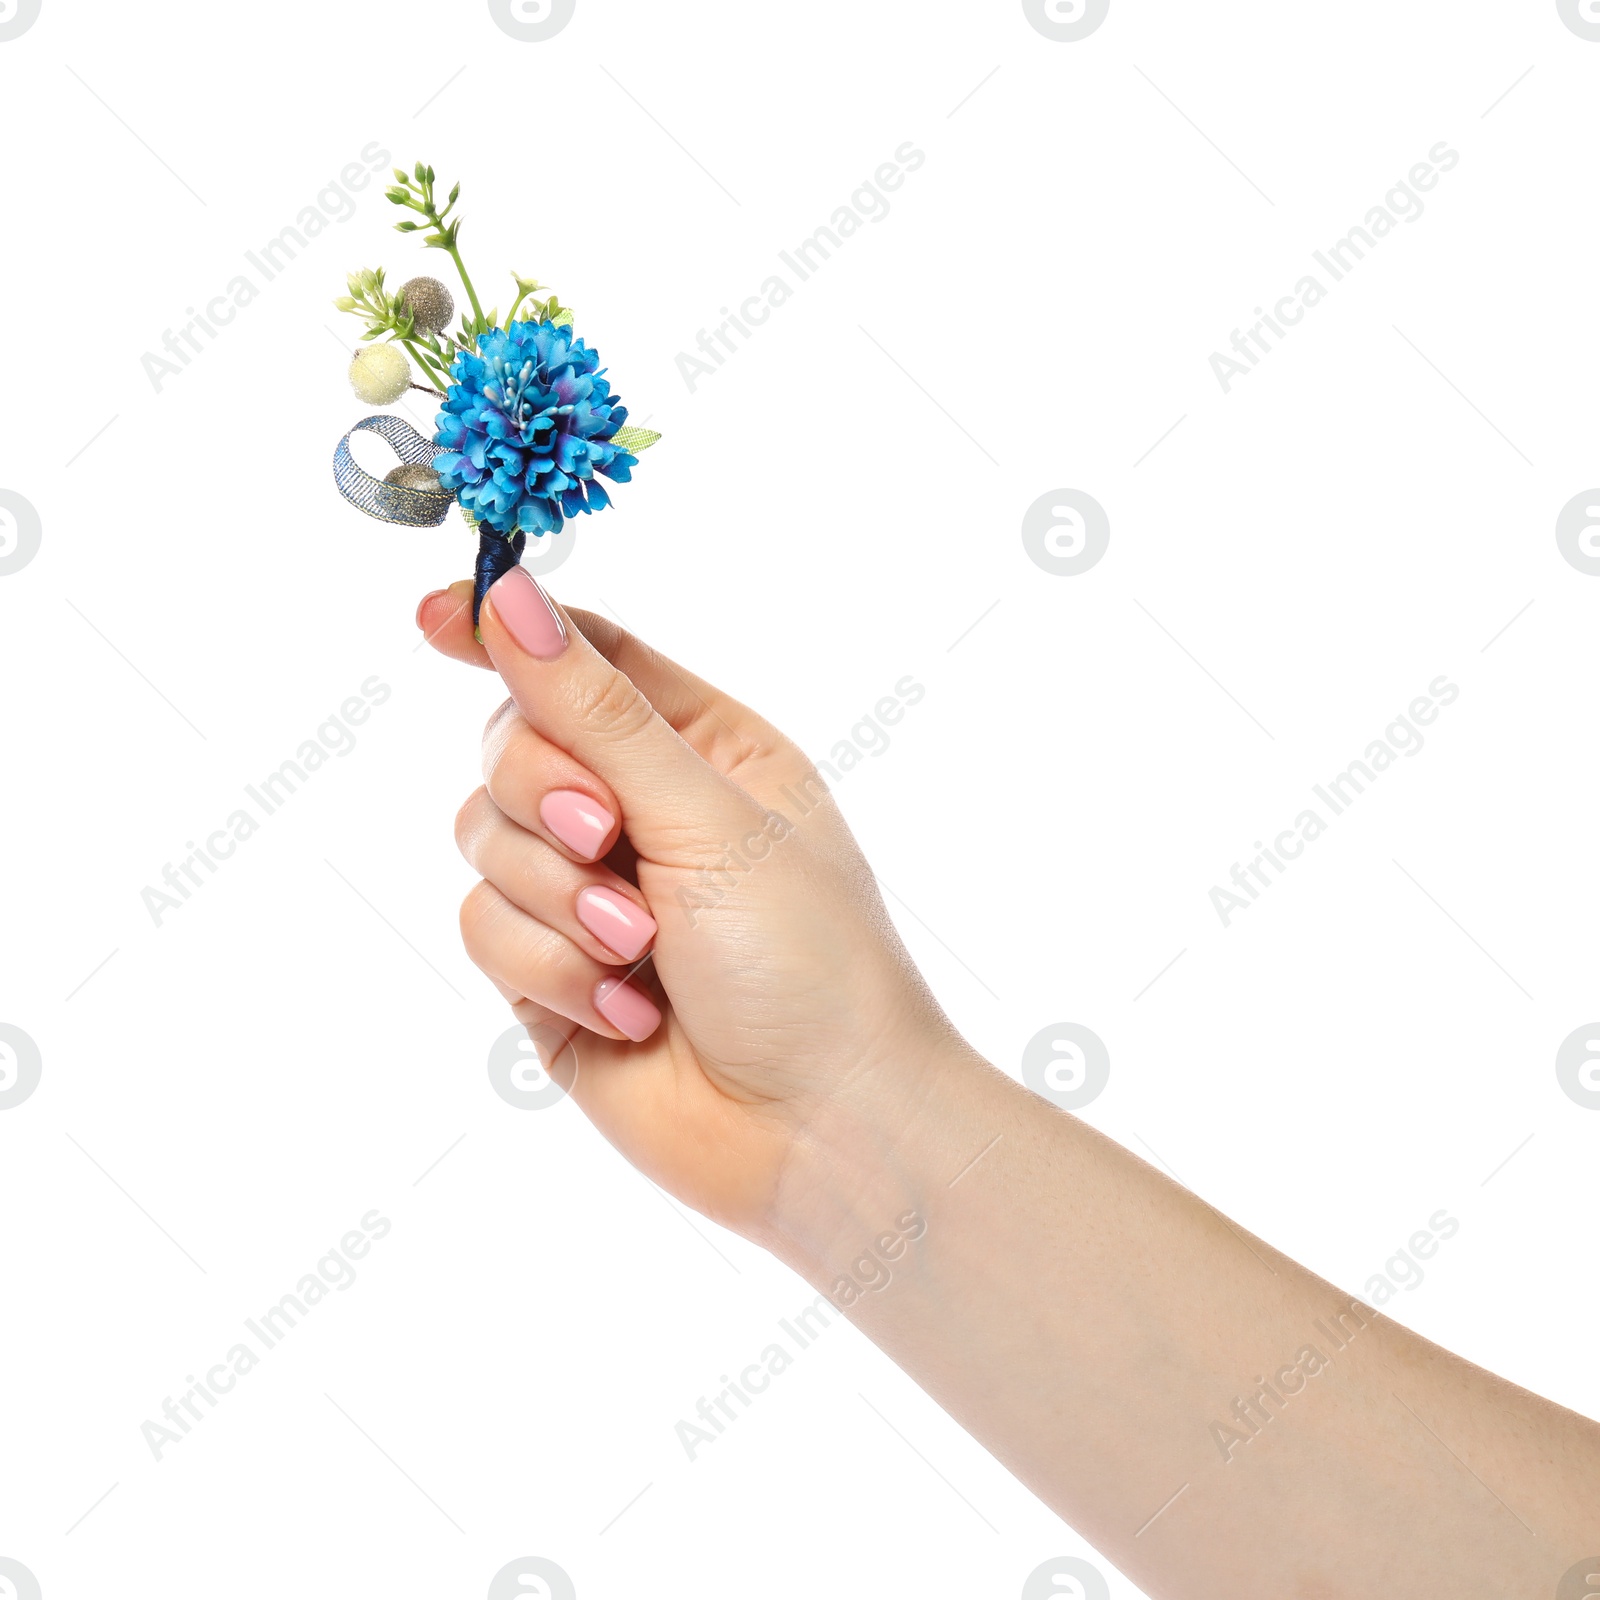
[477,567,765,865]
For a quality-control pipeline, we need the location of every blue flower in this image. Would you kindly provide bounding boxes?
[431,320,638,537]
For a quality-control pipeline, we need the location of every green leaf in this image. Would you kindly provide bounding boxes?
[611,424,662,453]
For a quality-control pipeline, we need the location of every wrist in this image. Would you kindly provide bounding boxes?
[753,1027,1006,1289]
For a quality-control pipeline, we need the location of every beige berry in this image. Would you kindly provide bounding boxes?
[349,344,412,405]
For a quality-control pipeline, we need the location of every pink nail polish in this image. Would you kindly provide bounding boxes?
[487,567,566,659]
[594,975,662,1041]
[576,886,657,962]
[540,790,615,861]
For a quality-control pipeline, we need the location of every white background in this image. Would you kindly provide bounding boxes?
[2,2,1598,1596]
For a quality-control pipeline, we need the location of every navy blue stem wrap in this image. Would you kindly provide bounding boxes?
[475,529,527,630]
[333,413,539,630]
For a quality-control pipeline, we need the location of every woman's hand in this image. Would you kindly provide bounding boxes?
[419,567,1600,1599]
[417,569,970,1249]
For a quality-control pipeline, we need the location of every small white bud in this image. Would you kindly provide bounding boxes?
[349,344,411,405]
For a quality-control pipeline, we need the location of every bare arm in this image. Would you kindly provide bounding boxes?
[421,572,1600,1599]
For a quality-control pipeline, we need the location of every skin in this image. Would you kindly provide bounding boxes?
[418,574,1600,1599]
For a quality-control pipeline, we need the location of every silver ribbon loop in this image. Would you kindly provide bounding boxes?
[333,414,455,527]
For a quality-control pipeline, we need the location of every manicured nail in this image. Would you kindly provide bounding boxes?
[540,789,615,861]
[487,566,566,659]
[593,975,661,1041]
[415,589,446,630]
[577,886,657,962]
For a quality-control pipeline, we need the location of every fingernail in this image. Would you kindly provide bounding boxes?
[487,567,566,659]
[577,886,657,962]
[594,975,662,1041]
[540,790,615,861]
[415,589,446,630]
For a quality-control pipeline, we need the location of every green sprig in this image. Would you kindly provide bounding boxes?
[384,164,488,336]
[336,165,581,395]
[333,265,454,392]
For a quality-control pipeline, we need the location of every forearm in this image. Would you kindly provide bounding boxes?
[765,1042,1600,1599]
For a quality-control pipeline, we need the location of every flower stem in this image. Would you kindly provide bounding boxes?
[403,337,451,392]
[445,243,485,326]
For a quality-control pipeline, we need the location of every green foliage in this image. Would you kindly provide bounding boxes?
[336,164,580,388]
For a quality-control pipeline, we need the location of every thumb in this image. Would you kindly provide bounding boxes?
[478,566,765,866]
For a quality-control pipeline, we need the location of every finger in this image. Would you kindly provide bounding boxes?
[558,605,809,796]
[421,581,816,810]
[455,787,657,964]
[417,581,490,669]
[479,568,767,865]
[479,704,621,863]
[459,880,663,1041]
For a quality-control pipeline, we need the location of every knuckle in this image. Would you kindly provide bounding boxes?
[482,739,534,821]
[482,695,518,744]
[480,700,523,781]
[458,879,502,960]
[453,787,493,859]
[571,668,655,742]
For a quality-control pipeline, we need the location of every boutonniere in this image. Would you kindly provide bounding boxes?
[332,162,659,633]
